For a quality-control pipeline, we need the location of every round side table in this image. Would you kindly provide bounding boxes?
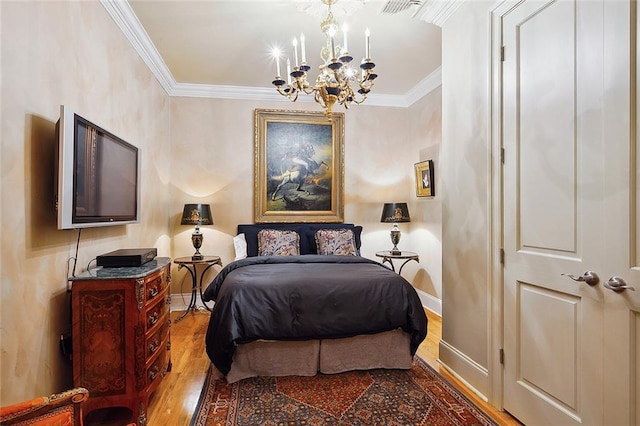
[173,256,222,323]
[375,251,419,275]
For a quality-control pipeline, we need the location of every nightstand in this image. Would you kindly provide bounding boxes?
[375,251,419,275]
[173,256,222,323]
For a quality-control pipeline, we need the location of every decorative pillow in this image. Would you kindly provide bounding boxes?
[257,229,300,256]
[233,233,248,261]
[315,228,357,256]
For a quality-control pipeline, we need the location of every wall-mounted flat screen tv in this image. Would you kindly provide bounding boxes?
[55,105,140,229]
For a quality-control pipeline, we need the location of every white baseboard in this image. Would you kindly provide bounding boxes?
[415,288,442,316]
[438,339,490,401]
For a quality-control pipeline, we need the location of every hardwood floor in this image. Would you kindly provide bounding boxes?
[93,309,521,425]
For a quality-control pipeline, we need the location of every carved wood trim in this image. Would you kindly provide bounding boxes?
[136,278,145,312]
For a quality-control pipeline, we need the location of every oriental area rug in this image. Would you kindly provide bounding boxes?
[190,357,497,426]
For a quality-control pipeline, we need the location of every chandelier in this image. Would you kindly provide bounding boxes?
[271,0,377,116]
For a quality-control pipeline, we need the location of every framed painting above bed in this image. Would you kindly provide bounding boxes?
[254,109,345,223]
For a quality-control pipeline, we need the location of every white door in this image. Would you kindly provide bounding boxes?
[601,2,640,424]
[502,0,639,424]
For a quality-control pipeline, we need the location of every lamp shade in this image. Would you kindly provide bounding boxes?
[380,203,411,223]
[180,204,213,226]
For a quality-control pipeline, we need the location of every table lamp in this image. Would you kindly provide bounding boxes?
[180,204,213,260]
[380,202,411,255]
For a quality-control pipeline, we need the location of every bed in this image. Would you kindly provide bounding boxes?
[202,223,428,383]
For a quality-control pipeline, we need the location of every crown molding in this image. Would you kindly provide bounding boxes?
[170,82,422,108]
[170,71,441,107]
[405,66,442,106]
[102,0,442,106]
[171,83,282,101]
[414,0,464,27]
[101,0,176,93]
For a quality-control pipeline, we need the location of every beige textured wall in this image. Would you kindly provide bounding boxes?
[1,2,171,404]
[407,88,442,301]
[0,1,442,405]
[440,0,492,394]
[169,94,442,309]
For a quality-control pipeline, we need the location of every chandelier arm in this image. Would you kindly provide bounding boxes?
[350,84,371,104]
[302,86,316,95]
[350,94,368,105]
[276,85,300,102]
[289,88,300,102]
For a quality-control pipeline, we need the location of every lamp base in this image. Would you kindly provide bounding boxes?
[390,227,401,256]
[191,227,204,261]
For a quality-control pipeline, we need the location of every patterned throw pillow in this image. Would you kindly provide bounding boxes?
[315,229,357,256]
[257,229,300,256]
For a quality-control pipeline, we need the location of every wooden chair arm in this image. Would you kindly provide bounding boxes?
[0,387,89,425]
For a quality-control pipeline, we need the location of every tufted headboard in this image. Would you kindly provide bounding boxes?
[237,223,363,257]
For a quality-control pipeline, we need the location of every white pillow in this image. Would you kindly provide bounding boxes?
[233,233,248,261]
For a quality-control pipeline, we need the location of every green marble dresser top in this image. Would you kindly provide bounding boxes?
[70,257,171,280]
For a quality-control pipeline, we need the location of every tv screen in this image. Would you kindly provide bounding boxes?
[56,105,140,229]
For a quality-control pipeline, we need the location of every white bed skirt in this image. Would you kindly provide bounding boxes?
[211,328,413,383]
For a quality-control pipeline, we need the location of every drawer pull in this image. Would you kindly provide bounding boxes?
[148,312,159,327]
[148,340,159,355]
[148,366,159,381]
[148,286,159,299]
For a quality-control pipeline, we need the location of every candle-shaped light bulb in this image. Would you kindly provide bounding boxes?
[286,58,292,84]
[331,36,336,59]
[342,23,348,54]
[272,48,281,77]
[364,28,371,59]
[365,28,371,59]
[292,38,299,67]
[328,26,336,59]
[300,33,306,64]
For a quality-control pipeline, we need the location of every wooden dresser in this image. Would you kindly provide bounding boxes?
[71,257,172,426]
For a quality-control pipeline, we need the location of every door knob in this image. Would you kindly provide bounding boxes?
[561,271,599,286]
[604,276,636,292]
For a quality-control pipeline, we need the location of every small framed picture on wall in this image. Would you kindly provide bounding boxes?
[414,160,435,197]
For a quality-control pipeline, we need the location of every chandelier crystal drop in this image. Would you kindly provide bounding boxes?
[271,0,377,116]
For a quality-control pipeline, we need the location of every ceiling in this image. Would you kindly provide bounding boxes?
[109,0,449,107]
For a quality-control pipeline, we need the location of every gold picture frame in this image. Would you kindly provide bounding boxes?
[254,109,345,223]
[414,160,435,197]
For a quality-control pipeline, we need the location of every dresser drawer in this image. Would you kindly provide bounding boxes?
[145,296,168,333]
[144,270,168,306]
[146,342,170,388]
[145,318,170,359]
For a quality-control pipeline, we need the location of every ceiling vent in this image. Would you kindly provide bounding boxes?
[379,0,423,15]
